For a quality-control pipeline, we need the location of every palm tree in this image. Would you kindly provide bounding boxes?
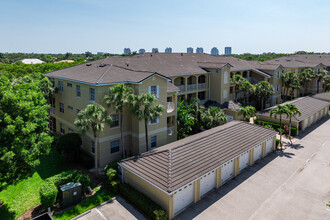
[315,70,327,93]
[255,81,275,111]
[130,93,164,151]
[201,107,227,129]
[104,84,133,158]
[289,74,301,99]
[324,75,330,91]
[238,106,256,122]
[284,104,301,144]
[230,74,245,101]
[239,81,254,105]
[74,103,112,173]
[298,68,314,96]
[281,71,295,101]
[269,105,290,149]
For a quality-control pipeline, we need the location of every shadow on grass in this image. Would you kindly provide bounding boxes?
[0,203,16,220]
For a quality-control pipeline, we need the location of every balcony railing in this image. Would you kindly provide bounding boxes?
[198,83,206,90]
[187,84,196,91]
[167,126,175,136]
[167,102,174,113]
[48,107,55,114]
[177,85,185,93]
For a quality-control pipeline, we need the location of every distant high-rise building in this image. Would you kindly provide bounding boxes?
[225,47,232,55]
[97,52,104,55]
[124,48,131,55]
[196,47,204,54]
[139,49,145,54]
[165,47,172,53]
[211,47,219,55]
[187,47,193,53]
[152,48,159,53]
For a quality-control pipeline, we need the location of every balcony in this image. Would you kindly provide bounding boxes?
[198,83,206,90]
[177,85,185,93]
[167,126,175,136]
[167,102,175,113]
[187,84,196,91]
[48,107,55,114]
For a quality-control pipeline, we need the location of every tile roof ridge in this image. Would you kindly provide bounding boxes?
[167,149,172,192]
[112,64,154,73]
[96,63,113,84]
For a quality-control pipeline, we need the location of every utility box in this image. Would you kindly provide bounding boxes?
[59,182,82,208]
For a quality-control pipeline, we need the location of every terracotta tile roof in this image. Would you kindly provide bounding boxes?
[313,92,330,102]
[119,121,276,193]
[257,96,330,122]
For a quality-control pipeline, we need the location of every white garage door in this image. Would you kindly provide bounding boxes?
[226,115,234,122]
[221,160,234,184]
[174,183,194,215]
[310,115,314,125]
[254,144,262,162]
[303,119,308,130]
[266,138,273,155]
[200,170,216,197]
[321,109,324,117]
[239,151,250,171]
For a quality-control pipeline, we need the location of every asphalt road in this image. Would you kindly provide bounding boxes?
[175,115,330,220]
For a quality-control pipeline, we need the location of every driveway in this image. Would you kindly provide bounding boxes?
[75,196,146,220]
[175,115,330,220]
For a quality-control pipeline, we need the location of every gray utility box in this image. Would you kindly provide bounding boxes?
[60,182,82,208]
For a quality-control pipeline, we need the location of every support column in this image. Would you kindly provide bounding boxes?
[168,194,174,220]
[234,157,240,176]
[308,116,312,127]
[193,179,200,203]
[216,167,222,188]
[249,148,254,166]
[262,141,266,158]
[185,77,188,92]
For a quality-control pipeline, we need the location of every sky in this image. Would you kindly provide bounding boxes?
[1,0,330,54]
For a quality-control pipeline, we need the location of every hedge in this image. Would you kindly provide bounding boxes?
[78,150,94,169]
[40,181,58,209]
[254,119,298,136]
[119,183,167,220]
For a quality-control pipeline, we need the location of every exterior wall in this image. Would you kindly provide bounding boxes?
[209,66,231,104]
[262,67,283,105]
[257,114,300,133]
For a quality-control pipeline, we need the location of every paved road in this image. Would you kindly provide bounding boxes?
[175,115,330,220]
[75,197,146,220]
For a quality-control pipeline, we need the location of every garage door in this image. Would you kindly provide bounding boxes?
[226,115,234,122]
[200,170,216,197]
[174,183,194,215]
[310,115,314,125]
[266,138,273,155]
[239,151,249,171]
[303,119,308,130]
[316,112,319,121]
[321,109,324,117]
[221,160,234,184]
[254,144,262,162]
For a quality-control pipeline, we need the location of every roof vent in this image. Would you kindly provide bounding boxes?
[86,63,92,66]
[126,63,129,67]
[150,54,152,57]
[99,64,106,67]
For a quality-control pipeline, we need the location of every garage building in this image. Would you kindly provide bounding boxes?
[313,91,330,102]
[119,121,277,219]
[256,96,329,134]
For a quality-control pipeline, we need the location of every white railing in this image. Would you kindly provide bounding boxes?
[177,85,185,93]
[198,83,206,90]
[167,126,175,136]
[167,102,174,113]
[187,84,196,91]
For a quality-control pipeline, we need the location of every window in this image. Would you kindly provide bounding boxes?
[59,102,64,113]
[151,136,157,148]
[230,87,233,94]
[276,84,280,92]
[68,106,73,111]
[76,85,81,97]
[149,85,159,98]
[224,71,228,84]
[243,72,247,78]
[58,81,63,92]
[68,128,73,133]
[67,83,72,87]
[91,141,95,153]
[111,114,119,128]
[149,116,159,125]
[291,69,295,73]
[216,69,219,73]
[223,90,228,99]
[110,140,120,153]
[60,123,65,134]
[90,88,95,101]
[180,77,184,85]
[77,109,80,114]
[277,71,281,79]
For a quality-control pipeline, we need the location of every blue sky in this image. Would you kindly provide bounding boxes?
[1,0,330,54]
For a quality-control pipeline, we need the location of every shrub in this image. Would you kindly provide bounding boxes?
[276,139,280,147]
[255,120,297,136]
[47,170,91,189]
[104,159,122,173]
[78,150,94,169]
[109,180,120,194]
[106,168,117,182]
[264,124,273,129]
[119,183,167,220]
[40,181,58,209]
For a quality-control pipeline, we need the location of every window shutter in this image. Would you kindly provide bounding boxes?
[157,117,159,123]
[156,85,159,98]
[149,86,151,95]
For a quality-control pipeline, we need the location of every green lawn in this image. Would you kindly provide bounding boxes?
[0,149,68,220]
[53,187,115,220]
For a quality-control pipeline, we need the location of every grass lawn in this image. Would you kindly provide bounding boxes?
[0,149,68,220]
[53,187,115,220]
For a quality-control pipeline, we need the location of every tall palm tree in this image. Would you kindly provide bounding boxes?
[289,74,301,99]
[315,70,327,93]
[298,68,314,96]
[130,93,164,151]
[284,104,301,144]
[104,84,133,158]
[201,107,228,129]
[230,74,245,101]
[269,105,290,149]
[255,81,275,111]
[240,81,254,105]
[74,103,112,173]
[238,106,256,122]
[281,71,295,101]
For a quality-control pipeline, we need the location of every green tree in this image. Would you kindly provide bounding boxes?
[238,106,256,122]
[255,81,275,110]
[281,71,296,101]
[298,68,314,96]
[315,70,327,93]
[284,104,301,144]
[0,76,52,185]
[239,81,254,105]
[104,84,133,158]
[130,93,164,151]
[176,100,197,139]
[230,74,245,101]
[56,133,82,161]
[201,107,227,129]
[269,105,290,149]
[85,51,93,58]
[74,103,112,173]
[324,75,330,91]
